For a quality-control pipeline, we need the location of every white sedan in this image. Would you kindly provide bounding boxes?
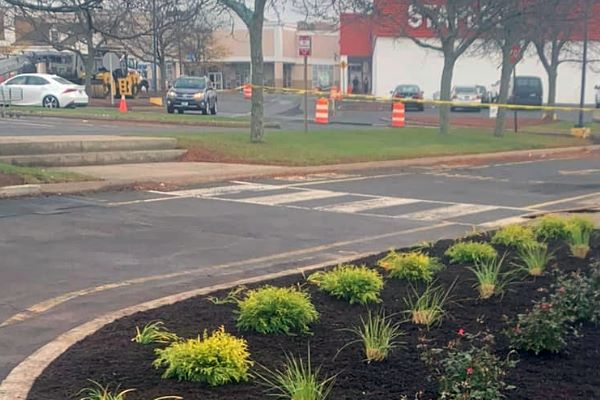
[0,73,88,108]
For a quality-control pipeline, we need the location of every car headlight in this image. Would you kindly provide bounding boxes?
[194,92,205,100]
[167,90,176,98]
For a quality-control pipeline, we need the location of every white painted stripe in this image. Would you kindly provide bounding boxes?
[401,203,497,221]
[241,189,346,205]
[150,183,279,198]
[479,216,529,228]
[316,197,418,213]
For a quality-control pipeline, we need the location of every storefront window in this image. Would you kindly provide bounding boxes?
[312,64,333,89]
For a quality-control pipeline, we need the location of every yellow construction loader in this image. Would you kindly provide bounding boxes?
[90,53,149,99]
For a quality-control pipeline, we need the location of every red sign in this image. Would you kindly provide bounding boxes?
[298,35,312,57]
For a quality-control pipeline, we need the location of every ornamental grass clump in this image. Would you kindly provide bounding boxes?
[307,264,383,305]
[566,223,592,259]
[515,242,554,277]
[78,381,136,400]
[236,285,319,335]
[153,326,252,386]
[257,349,335,400]
[468,254,513,300]
[404,281,454,327]
[131,321,179,345]
[445,242,497,264]
[339,310,404,363]
[378,250,444,282]
[491,224,536,249]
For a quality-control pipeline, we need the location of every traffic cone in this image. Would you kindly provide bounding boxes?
[243,84,252,100]
[315,97,329,124]
[119,95,128,113]
[391,102,405,128]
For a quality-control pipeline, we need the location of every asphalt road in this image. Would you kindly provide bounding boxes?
[1,154,599,382]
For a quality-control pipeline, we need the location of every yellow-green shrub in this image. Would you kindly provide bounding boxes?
[534,215,570,241]
[236,286,319,335]
[308,264,383,305]
[153,326,252,386]
[491,224,536,249]
[378,251,444,282]
[445,242,497,264]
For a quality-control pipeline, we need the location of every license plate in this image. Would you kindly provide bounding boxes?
[181,102,188,106]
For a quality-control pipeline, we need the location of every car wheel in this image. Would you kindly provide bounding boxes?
[210,100,217,115]
[167,106,174,114]
[177,109,184,115]
[42,95,60,109]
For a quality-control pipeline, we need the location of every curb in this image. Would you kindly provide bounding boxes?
[0,251,377,400]
[0,184,41,198]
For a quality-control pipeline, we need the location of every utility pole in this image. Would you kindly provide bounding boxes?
[577,0,590,128]
[152,0,158,93]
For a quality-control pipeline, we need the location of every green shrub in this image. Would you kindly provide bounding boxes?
[420,332,517,400]
[153,326,252,386]
[378,250,444,282]
[506,302,572,355]
[491,224,536,249]
[567,215,595,234]
[236,285,319,335]
[534,215,570,241]
[308,265,383,305]
[551,267,600,323]
[445,242,498,264]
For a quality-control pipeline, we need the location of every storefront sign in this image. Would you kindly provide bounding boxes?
[298,35,312,57]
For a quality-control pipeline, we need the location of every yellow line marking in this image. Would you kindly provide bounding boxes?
[0,223,451,328]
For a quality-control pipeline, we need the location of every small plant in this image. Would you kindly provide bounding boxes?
[153,326,252,386]
[445,242,497,264]
[515,242,554,277]
[468,254,513,299]
[131,321,179,345]
[566,224,591,259]
[307,264,383,305]
[378,251,444,282]
[420,332,517,400]
[506,302,573,355]
[339,310,404,363]
[78,381,135,400]
[567,215,595,234]
[404,281,454,327]
[236,285,319,335]
[534,215,570,241]
[491,224,536,249]
[551,269,600,323]
[206,286,246,305]
[256,349,335,400]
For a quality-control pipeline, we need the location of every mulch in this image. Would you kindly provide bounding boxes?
[28,234,600,400]
[0,172,24,187]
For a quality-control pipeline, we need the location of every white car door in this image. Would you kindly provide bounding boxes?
[1,75,28,105]
[24,76,51,106]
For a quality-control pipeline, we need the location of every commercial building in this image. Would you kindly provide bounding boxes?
[340,0,600,104]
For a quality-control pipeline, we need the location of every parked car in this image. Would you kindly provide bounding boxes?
[595,84,600,108]
[0,73,88,108]
[509,76,543,106]
[475,85,491,103]
[450,86,482,112]
[165,75,217,115]
[391,84,424,111]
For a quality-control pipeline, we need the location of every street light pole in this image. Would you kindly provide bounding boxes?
[152,0,158,93]
[577,0,590,128]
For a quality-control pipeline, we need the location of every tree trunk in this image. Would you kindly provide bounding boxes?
[545,68,558,120]
[494,50,513,137]
[84,33,95,94]
[439,55,455,135]
[249,14,265,143]
[159,58,168,92]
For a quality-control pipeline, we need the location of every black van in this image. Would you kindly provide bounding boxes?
[509,76,543,106]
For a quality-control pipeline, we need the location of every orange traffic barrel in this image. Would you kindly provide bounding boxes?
[391,102,405,127]
[243,84,252,100]
[330,86,342,101]
[315,98,329,124]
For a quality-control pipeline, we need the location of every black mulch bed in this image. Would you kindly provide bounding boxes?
[29,233,600,400]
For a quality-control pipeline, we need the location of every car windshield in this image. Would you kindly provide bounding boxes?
[455,87,476,94]
[52,77,74,85]
[173,77,206,90]
[396,85,419,93]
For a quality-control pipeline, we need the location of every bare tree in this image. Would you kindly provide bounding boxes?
[180,18,229,76]
[218,0,268,143]
[2,0,101,13]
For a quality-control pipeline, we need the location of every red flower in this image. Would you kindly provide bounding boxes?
[557,287,566,294]
[457,328,465,336]
[539,303,553,311]
[466,367,474,375]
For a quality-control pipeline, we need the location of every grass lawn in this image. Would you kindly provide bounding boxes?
[0,163,93,185]
[14,106,249,125]
[523,120,600,135]
[154,127,589,166]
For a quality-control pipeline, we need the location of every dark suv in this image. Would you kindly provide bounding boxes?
[166,76,217,115]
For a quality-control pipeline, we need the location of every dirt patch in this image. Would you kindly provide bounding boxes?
[0,171,25,187]
[28,235,600,400]
[181,147,256,164]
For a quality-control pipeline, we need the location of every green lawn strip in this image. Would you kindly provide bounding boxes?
[523,121,600,135]
[154,127,588,166]
[13,106,249,126]
[0,163,94,184]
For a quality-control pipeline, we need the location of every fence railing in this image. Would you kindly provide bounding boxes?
[0,87,23,118]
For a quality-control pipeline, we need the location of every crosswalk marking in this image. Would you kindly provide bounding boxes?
[316,197,419,213]
[240,189,348,205]
[150,183,279,198]
[479,216,529,228]
[400,204,497,221]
